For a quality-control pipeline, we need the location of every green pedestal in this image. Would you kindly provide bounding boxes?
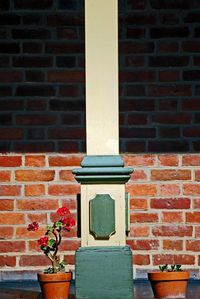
[75,246,133,299]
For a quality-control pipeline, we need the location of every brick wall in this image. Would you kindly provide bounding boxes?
[0,0,200,152]
[0,153,200,280]
[1,0,200,280]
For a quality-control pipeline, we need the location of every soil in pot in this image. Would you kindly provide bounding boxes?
[38,272,72,299]
[148,271,189,299]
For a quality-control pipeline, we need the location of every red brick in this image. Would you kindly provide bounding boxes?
[0,128,23,140]
[25,155,45,167]
[195,170,200,181]
[186,212,200,223]
[130,198,148,210]
[59,170,76,182]
[0,199,14,210]
[150,198,190,209]
[163,240,183,251]
[0,212,24,224]
[161,212,183,223]
[0,156,22,167]
[48,184,80,196]
[48,71,84,82]
[123,154,156,166]
[193,199,200,209]
[133,255,150,265]
[127,239,159,251]
[153,254,194,265]
[151,169,191,181]
[61,198,77,210]
[0,227,13,239]
[63,254,75,265]
[130,226,150,237]
[149,85,192,97]
[0,185,21,196]
[0,71,22,82]
[27,213,47,224]
[153,113,191,124]
[159,71,179,82]
[0,241,25,253]
[183,184,200,195]
[48,128,85,140]
[16,226,46,239]
[28,241,40,252]
[120,42,154,54]
[130,170,147,181]
[19,255,49,267]
[127,184,157,196]
[182,41,200,52]
[60,240,81,251]
[159,41,179,52]
[120,71,155,82]
[130,212,158,223]
[160,184,180,196]
[186,240,200,252]
[182,155,200,166]
[182,99,200,111]
[15,170,55,181]
[0,171,11,182]
[0,256,16,267]
[17,199,58,211]
[14,0,53,9]
[158,155,179,166]
[152,225,193,237]
[25,184,45,196]
[195,227,200,237]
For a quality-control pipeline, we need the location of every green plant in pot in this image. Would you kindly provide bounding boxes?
[148,264,189,299]
[27,206,75,299]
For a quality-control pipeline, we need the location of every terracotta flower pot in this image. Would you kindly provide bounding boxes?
[38,272,72,299]
[148,271,189,299]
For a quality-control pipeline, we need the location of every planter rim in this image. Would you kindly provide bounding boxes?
[148,271,189,281]
[38,272,72,282]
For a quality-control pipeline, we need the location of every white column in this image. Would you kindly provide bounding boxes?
[85,0,119,155]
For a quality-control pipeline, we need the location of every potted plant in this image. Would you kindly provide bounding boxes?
[27,206,75,299]
[148,264,189,299]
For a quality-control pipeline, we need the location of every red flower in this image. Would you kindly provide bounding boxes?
[27,222,39,231]
[62,217,75,231]
[56,206,70,217]
[38,236,49,247]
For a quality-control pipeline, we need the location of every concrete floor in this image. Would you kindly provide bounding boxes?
[0,280,200,298]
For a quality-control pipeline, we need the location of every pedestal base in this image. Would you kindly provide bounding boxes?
[75,246,133,299]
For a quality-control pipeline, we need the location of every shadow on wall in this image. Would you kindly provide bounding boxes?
[0,0,200,153]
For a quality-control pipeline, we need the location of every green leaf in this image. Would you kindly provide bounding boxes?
[55,221,62,228]
[48,239,55,247]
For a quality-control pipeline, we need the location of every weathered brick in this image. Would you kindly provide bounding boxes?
[182,155,200,166]
[48,184,80,196]
[0,185,21,196]
[151,170,191,181]
[183,184,200,195]
[0,241,25,253]
[19,255,49,267]
[133,255,150,265]
[152,225,193,237]
[127,184,157,196]
[186,240,200,252]
[130,170,147,181]
[186,212,200,223]
[153,254,194,265]
[17,199,58,211]
[150,198,190,209]
[163,240,183,251]
[0,171,11,182]
[123,154,156,166]
[158,155,179,166]
[130,212,158,223]
[49,155,83,166]
[0,256,16,267]
[25,184,45,196]
[0,212,24,225]
[160,184,181,196]
[60,170,76,182]
[161,212,183,223]
[15,170,55,182]
[129,198,148,210]
[25,155,45,167]
[0,227,13,239]
[127,239,159,250]
[0,199,14,210]
[130,226,150,237]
